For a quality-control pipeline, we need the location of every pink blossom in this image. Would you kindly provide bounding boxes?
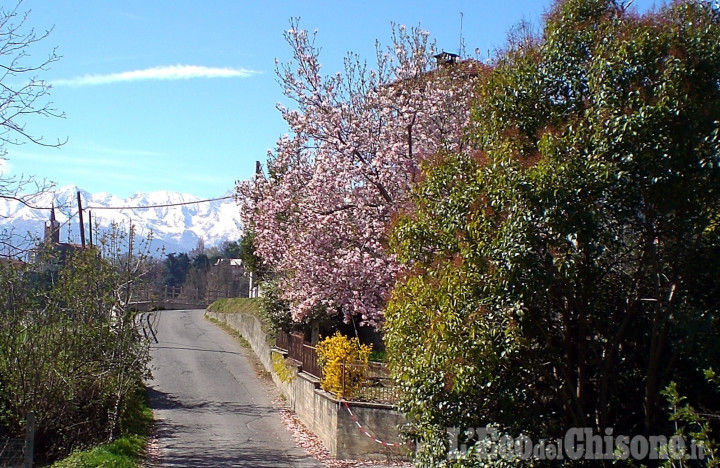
[237,20,480,326]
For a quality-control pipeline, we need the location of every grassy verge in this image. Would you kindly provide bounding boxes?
[207,297,260,315]
[51,384,153,468]
[207,297,276,345]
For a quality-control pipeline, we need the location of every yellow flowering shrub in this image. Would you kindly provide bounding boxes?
[315,332,372,399]
[272,351,296,383]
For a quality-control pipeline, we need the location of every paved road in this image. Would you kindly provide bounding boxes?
[146,309,322,467]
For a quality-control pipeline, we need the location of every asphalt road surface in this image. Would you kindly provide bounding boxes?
[146,309,322,467]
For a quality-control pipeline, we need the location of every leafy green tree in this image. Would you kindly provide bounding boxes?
[178,241,212,297]
[239,230,268,280]
[191,252,210,270]
[385,0,720,464]
[661,371,719,467]
[221,239,242,259]
[162,252,190,287]
[183,264,207,298]
[258,277,294,332]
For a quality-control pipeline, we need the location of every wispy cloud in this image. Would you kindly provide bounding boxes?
[53,65,261,87]
[76,143,163,158]
[7,149,166,177]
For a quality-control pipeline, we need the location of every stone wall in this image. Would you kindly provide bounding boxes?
[205,311,410,461]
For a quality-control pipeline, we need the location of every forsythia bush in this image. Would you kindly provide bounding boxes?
[272,351,296,384]
[316,332,372,399]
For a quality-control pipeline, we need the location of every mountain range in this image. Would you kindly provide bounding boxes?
[0,185,243,256]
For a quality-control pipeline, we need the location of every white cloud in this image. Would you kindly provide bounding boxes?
[76,142,163,158]
[53,65,261,87]
[6,149,166,177]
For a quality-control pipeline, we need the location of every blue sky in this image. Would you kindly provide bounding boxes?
[3,0,661,199]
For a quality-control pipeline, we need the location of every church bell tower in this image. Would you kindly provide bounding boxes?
[44,202,60,244]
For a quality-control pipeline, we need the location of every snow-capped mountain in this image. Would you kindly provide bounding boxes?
[0,185,243,255]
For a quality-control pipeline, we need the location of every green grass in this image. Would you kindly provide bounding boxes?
[51,435,146,468]
[369,349,387,363]
[207,297,275,345]
[51,384,153,468]
[207,297,260,315]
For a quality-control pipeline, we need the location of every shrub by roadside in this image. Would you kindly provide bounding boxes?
[51,384,153,468]
[0,244,152,464]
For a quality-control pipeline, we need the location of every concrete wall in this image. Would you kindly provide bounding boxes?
[205,311,410,461]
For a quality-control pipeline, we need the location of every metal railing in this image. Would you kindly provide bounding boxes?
[341,361,399,404]
[0,412,34,468]
[0,438,24,467]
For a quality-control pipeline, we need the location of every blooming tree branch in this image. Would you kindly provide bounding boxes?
[238,19,481,326]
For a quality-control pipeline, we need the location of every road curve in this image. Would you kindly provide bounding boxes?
[146,309,321,467]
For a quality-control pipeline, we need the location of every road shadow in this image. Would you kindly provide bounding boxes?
[146,444,318,467]
[151,343,246,357]
[144,310,323,467]
[147,386,273,417]
[145,387,321,467]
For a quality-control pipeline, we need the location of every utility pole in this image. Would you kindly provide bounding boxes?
[77,191,86,247]
[88,210,93,246]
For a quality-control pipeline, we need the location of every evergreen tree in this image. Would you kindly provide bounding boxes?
[386,1,720,464]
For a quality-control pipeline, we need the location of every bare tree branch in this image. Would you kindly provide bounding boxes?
[0,1,65,259]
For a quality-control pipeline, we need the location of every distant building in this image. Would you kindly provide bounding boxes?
[44,202,60,244]
[434,51,460,66]
[213,258,246,281]
[31,203,87,269]
[0,256,24,268]
[210,258,262,298]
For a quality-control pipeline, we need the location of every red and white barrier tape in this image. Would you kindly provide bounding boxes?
[342,400,405,447]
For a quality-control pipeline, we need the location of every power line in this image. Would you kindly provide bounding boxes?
[4,194,237,212]
[4,193,237,243]
[35,194,237,244]
[86,194,236,211]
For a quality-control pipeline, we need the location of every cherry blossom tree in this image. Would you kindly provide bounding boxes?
[237,20,481,326]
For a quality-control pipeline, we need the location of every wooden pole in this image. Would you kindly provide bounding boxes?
[88,210,93,246]
[76,191,86,247]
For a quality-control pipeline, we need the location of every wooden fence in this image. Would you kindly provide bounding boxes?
[275,331,397,404]
[279,332,322,379]
[0,438,24,467]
